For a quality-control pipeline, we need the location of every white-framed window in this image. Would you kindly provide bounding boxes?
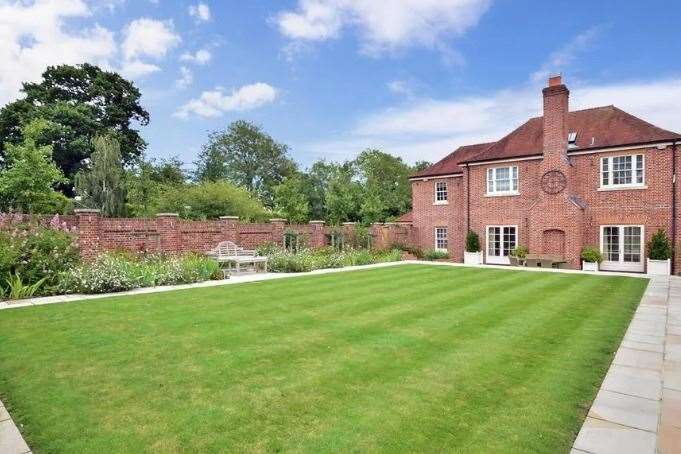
[435,181,448,203]
[600,154,644,189]
[486,225,517,264]
[435,227,448,251]
[599,225,644,272]
[486,166,519,195]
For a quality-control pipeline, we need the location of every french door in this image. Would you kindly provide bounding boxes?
[486,225,517,264]
[600,225,644,272]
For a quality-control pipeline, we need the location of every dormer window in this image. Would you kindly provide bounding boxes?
[434,181,448,204]
[568,132,577,149]
[600,154,645,189]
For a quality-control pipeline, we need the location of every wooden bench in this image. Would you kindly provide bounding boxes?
[207,241,268,274]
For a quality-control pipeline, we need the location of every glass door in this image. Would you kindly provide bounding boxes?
[600,225,644,272]
[486,226,517,264]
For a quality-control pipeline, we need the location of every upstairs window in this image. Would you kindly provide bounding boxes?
[486,166,519,195]
[435,181,448,203]
[601,154,644,188]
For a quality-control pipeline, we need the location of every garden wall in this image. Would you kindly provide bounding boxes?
[0,211,414,259]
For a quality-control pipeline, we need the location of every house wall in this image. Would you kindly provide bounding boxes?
[409,144,681,272]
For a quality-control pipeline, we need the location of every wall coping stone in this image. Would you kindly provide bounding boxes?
[156,213,179,217]
[342,222,356,225]
[270,218,287,223]
[74,209,101,214]
[219,216,239,220]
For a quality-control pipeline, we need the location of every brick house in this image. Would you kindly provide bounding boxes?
[408,76,681,272]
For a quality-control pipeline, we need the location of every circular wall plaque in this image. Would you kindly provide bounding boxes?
[541,170,567,194]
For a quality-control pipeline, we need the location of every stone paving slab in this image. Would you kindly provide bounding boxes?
[573,417,657,454]
[601,365,662,401]
[0,411,30,454]
[588,390,659,431]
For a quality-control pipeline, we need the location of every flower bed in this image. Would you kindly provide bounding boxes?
[58,252,222,294]
[257,244,402,273]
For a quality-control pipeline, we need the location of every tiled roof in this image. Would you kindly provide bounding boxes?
[411,142,494,178]
[414,105,680,177]
[396,211,412,223]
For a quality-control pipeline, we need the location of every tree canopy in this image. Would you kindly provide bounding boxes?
[75,135,127,217]
[194,120,297,207]
[0,63,149,189]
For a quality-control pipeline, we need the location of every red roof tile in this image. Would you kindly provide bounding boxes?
[396,211,412,223]
[465,105,680,163]
[412,142,494,178]
[414,105,680,177]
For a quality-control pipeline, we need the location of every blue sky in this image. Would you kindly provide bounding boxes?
[2,1,681,170]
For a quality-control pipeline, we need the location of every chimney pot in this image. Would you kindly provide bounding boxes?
[548,74,562,87]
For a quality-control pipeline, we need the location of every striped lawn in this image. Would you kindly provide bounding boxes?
[0,265,647,453]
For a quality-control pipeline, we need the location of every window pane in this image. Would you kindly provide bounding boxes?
[511,166,518,191]
[487,169,494,193]
[488,227,500,256]
[636,155,644,184]
[495,167,510,192]
[503,227,516,256]
[604,227,620,261]
[436,228,448,250]
[435,182,447,201]
[612,156,633,185]
[623,226,641,263]
[601,158,609,186]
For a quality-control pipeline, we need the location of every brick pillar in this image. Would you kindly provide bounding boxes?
[270,218,287,246]
[75,209,101,260]
[219,216,239,243]
[156,213,180,254]
[309,220,326,248]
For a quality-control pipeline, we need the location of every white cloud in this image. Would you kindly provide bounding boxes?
[120,60,160,78]
[122,18,180,61]
[275,0,492,54]
[0,0,117,105]
[387,80,413,97]
[175,66,193,88]
[189,3,211,22]
[175,83,278,118]
[300,78,681,163]
[180,49,212,65]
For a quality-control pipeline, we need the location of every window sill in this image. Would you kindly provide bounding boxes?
[433,201,449,205]
[598,185,647,192]
[485,192,520,197]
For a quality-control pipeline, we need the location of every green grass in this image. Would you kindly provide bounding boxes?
[0,265,647,453]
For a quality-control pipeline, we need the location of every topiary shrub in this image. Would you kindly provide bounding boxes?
[465,231,480,253]
[580,246,603,264]
[647,229,672,260]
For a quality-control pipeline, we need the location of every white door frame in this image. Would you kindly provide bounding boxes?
[485,225,518,265]
[599,225,645,272]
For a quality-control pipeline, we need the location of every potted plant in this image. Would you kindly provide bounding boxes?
[464,230,482,265]
[580,246,602,272]
[647,229,672,275]
[510,245,529,266]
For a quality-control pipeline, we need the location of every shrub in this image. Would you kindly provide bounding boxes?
[647,229,672,260]
[423,249,449,261]
[261,246,401,273]
[0,223,80,297]
[466,231,481,252]
[59,252,221,294]
[580,246,603,264]
[390,243,424,259]
[510,245,529,259]
[5,273,47,300]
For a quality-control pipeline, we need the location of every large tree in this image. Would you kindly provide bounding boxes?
[0,63,149,189]
[125,157,186,217]
[274,175,311,224]
[194,120,296,207]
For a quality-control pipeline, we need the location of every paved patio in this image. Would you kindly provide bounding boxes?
[572,275,681,454]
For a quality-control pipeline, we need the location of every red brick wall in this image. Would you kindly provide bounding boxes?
[409,145,680,272]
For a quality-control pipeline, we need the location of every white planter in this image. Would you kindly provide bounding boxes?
[582,261,599,272]
[647,258,671,275]
[464,251,482,265]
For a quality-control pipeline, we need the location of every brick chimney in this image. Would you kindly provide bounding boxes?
[542,75,569,166]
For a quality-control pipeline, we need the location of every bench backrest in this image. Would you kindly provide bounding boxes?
[210,241,257,257]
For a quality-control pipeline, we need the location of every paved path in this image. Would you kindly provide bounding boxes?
[572,275,681,454]
[0,401,30,454]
